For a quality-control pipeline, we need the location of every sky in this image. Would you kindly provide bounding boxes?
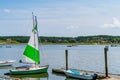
[1,0,120,37]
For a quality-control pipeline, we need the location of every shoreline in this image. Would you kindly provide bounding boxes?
[0,42,116,45]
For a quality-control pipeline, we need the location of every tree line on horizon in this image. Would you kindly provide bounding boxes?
[0,35,120,44]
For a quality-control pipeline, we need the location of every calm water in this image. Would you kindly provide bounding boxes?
[0,44,120,80]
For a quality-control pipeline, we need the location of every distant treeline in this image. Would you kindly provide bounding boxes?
[0,35,120,44]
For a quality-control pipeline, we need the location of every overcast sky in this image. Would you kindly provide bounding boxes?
[1,0,120,37]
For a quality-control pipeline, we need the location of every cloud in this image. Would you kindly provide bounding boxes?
[3,9,11,13]
[102,17,120,28]
[66,25,79,30]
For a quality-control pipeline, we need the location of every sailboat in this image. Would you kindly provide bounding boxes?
[8,13,48,75]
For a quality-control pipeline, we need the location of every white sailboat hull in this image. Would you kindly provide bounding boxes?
[10,65,49,75]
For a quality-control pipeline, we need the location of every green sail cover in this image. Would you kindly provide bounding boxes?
[23,16,40,64]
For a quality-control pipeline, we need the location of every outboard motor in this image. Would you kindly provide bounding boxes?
[93,74,98,80]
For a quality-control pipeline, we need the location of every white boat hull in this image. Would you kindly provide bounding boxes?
[0,63,12,66]
[9,65,48,75]
[0,60,15,67]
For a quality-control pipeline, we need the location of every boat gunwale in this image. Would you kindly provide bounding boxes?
[10,66,48,72]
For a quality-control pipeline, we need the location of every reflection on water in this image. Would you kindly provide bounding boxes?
[65,77,80,80]
[10,73,48,80]
[52,71,65,77]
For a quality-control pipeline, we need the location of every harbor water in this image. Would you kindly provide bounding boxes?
[0,44,120,80]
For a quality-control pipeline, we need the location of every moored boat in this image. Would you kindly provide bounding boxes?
[64,70,97,80]
[9,65,48,75]
[0,60,15,67]
[7,13,49,75]
[10,72,48,78]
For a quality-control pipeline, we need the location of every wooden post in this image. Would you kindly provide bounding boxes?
[65,50,68,70]
[104,46,109,78]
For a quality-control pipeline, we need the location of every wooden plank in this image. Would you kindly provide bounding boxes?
[52,68,112,79]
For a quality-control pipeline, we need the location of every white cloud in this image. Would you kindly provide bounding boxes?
[102,17,120,28]
[4,9,11,13]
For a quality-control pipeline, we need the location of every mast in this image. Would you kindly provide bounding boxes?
[32,13,39,64]
[35,15,40,64]
[32,12,36,49]
[32,12,34,30]
[23,13,40,64]
[32,13,36,65]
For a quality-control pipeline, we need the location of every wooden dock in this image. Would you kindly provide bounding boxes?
[52,68,120,80]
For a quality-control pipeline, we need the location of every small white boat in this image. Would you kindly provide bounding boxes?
[0,60,15,67]
[64,70,97,80]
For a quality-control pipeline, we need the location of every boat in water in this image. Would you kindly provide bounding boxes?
[10,72,48,78]
[64,70,97,80]
[0,60,15,67]
[7,13,48,75]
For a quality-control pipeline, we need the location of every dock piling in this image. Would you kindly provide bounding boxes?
[65,50,68,70]
[104,46,109,78]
